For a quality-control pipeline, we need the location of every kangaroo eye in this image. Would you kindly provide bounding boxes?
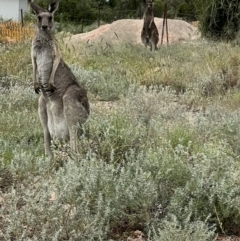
[38,16,42,21]
[49,17,52,21]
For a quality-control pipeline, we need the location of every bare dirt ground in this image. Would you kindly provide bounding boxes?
[68,18,200,46]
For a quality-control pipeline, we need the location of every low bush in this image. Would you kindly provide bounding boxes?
[1,37,240,240]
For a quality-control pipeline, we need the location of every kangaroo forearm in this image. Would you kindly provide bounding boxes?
[148,19,153,28]
[33,63,38,84]
[49,56,60,85]
[33,70,37,83]
[32,58,41,93]
[49,42,61,86]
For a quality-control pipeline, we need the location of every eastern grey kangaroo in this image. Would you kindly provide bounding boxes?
[30,0,90,157]
[141,0,159,51]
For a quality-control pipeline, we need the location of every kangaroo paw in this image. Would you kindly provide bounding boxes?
[47,83,56,91]
[34,83,41,94]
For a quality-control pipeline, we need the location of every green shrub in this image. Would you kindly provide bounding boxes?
[198,0,240,41]
[168,141,240,234]
[177,3,197,21]
[149,214,217,241]
[0,154,157,240]
[153,0,164,18]
[79,112,145,163]
[76,67,129,101]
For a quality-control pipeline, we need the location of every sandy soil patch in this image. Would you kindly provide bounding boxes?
[68,18,200,46]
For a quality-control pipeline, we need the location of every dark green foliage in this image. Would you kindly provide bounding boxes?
[198,0,240,41]
[153,0,165,18]
[177,3,197,21]
[164,0,186,18]
[34,0,101,24]
[33,0,194,25]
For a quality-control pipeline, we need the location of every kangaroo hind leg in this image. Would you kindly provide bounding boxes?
[38,96,53,157]
[63,86,89,153]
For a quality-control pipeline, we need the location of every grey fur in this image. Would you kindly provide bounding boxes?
[141,0,159,51]
[30,0,90,157]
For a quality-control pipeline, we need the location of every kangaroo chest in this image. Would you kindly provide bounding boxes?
[34,41,54,84]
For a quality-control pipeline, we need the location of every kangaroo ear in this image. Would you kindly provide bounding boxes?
[48,0,59,13]
[30,2,45,14]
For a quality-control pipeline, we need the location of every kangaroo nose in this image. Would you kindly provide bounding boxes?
[42,25,48,30]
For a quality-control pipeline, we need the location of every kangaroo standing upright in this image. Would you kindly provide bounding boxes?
[141,0,159,51]
[30,0,90,157]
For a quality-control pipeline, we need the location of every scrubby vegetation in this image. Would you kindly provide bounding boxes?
[1,35,240,240]
[198,0,240,41]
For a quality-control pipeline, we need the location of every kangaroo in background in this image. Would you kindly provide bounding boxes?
[30,0,90,157]
[141,0,159,51]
